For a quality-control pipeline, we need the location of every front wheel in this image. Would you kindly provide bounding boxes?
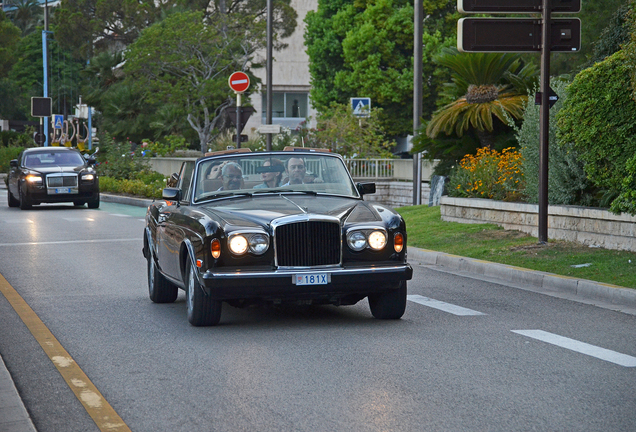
[147,252,178,303]
[19,184,31,210]
[7,188,19,207]
[186,257,221,326]
[87,194,100,209]
[368,281,407,320]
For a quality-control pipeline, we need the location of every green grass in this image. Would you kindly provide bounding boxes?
[397,205,636,289]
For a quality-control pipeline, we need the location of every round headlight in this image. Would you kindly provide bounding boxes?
[368,230,387,250]
[249,234,269,255]
[229,235,248,255]
[347,231,367,251]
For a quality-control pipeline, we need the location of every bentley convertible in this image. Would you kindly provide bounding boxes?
[143,148,413,326]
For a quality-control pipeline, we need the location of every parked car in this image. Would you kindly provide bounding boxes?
[7,147,100,210]
[143,148,413,326]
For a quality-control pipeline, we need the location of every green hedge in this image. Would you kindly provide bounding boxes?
[99,176,166,199]
[0,146,23,173]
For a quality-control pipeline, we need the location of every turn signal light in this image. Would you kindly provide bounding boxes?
[211,238,221,259]
[394,233,404,253]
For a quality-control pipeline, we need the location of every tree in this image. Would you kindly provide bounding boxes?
[0,11,21,78]
[423,47,538,149]
[304,0,456,138]
[557,50,636,213]
[4,0,42,36]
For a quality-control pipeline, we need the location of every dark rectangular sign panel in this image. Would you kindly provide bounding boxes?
[458,0,581,14]
[458,18,581,52]
[31,97,52,117]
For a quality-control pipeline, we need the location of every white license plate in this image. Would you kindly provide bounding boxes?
[295,273,330,285]
[54,188,71,194]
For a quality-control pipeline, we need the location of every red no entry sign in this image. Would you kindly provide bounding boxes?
[228,71,250,93]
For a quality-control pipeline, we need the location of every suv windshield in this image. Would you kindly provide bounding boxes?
[193,152,359,202]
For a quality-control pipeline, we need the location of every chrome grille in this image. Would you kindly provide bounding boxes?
[47,175,77,188]
[275,221,341,267]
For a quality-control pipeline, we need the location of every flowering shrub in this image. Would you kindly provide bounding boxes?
[448,147,524,201]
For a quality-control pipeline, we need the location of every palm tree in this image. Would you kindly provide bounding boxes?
[5,0,42,35]
[426,47,538,148]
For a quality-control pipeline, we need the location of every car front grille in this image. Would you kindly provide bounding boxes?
[275,220,341,267]
[47,174,78,188]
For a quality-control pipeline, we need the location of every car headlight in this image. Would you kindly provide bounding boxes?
[368,230,387,250]
[26,174,42,184]
[347,229,387,252]
[228,232,270,256]
[81,173,95,182]
[347,231,368,251]
[229,234,249,255]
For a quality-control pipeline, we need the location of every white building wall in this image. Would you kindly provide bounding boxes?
[244,0,317,137]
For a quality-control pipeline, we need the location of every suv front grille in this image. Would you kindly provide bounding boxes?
[275,221,341,267]
[47,175,77,187]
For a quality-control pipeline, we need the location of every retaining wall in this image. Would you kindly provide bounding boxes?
[440,196,636,252]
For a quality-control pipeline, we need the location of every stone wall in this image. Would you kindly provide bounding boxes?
[440,196,636,252]
[363,181,430,208]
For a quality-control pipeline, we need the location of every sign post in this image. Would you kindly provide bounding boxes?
[457,0,581,244]
[228,71,250,149]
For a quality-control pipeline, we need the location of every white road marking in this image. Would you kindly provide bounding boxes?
[3,219,34,223]
[0,239,139,247]
[407,295,486,316]
[110,214,131,217]
[512,330,636,367]
[62,218,95,222]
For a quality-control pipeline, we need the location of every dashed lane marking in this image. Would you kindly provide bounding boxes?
[0,239,138,247]
[408,295,486,316]
[512,330,636,367]
[0,272,131,431]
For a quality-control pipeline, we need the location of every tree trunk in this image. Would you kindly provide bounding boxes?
[476,130,495,149]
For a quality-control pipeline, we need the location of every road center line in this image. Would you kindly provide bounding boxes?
[0,272,131,431]
[512,330,636,367]
[0,239,139,247]
[408,295,486,316]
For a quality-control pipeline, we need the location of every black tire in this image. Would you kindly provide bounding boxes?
[7,189,19,207]
[19,184,31,210]
[368,281,407,320]
[147,251,178,303]
[87,194,100,209]
[186,257,221,326]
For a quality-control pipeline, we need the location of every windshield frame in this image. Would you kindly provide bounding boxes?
[192,151,361,204]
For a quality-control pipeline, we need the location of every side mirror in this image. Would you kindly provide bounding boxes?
[162,187,181,202]
[356,182,376,196]
[10,160,18,168]
[166,173,179,187]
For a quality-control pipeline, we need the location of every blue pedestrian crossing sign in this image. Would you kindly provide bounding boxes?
[53,115,64,129]
[350,97,371,118]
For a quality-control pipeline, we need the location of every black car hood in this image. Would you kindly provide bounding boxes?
[28,165,86,174]
[198,194,382,228]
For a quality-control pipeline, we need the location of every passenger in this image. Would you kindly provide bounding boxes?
[219,162,244,190]
[254,158,284,189]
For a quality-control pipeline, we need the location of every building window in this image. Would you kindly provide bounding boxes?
[262,92,308,119]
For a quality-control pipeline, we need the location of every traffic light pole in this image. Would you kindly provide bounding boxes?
[538,0,551,243]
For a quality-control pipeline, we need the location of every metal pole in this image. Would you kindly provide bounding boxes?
[412,0,423,205]
[538,0,551,243]
[236,93,242,149]
[265,0,273,151]
[42,0,49,146]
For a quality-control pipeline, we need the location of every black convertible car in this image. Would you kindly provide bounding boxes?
[7,147,100,209]
[143,148,412,326]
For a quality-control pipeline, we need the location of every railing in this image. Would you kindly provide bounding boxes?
[345,159,395,179]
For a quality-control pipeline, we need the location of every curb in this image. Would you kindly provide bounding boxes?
[100,193,155,208]
[408,247,636,310]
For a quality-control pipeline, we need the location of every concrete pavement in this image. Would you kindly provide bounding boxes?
[0,189,634,431]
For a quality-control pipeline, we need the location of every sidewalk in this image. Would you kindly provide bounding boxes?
[1,191,634,431]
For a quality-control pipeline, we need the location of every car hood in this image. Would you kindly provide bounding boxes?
[198,194,384,228]
[27,165,86,174]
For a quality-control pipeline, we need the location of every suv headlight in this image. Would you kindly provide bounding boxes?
[26,174,43,184]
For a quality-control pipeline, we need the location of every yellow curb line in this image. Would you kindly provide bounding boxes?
[0,273,131,432]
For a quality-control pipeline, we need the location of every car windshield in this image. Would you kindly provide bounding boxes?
[193,152,359,202]
[23,151,85,168]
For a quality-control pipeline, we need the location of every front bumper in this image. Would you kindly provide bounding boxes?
[200,263,413,301]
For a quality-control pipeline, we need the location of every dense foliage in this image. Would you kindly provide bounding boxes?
[516,80,593,206]
[557,50,636,213]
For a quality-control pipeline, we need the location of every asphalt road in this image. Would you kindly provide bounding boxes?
[0,195,635,431]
